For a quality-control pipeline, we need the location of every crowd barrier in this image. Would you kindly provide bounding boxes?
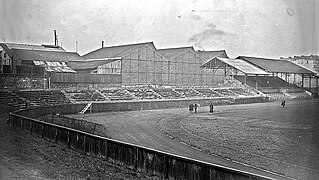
[7,97,277,180]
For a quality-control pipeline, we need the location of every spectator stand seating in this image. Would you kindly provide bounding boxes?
[126,88,162,100]
[66,90,106,102]
[174,88,203,98]
[0,91,26,109]
[15,90,71,107]
[213,88,238,97]
[195,88,222,98]
[101,89,134,101]
[152,88,184,99]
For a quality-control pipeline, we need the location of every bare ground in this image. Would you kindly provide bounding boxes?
[0,110,155,180]
[158,99,319,180]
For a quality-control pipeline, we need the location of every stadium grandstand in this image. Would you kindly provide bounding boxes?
[237,56,318,99]
[1,42,318,109]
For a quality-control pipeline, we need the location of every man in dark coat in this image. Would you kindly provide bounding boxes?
[210,102,214,113]
[189,104,194,112]
[281,99,286,108]
[194,103,198,113]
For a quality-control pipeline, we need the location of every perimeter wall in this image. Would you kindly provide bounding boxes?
[7,96,271,180]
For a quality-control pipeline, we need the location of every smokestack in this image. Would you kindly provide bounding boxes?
[102,41,104,48]
[76,41,78,53]
[54,30,57,46]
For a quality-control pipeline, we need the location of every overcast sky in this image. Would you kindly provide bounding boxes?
[0,0,318,58]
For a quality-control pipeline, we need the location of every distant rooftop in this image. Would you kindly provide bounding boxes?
[197,50,228,62]
[83,42,155,59]
[3,43,66,52]
[238,56,316,74]
[157,46,195,60]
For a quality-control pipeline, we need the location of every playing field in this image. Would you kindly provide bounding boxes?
[68,98,319,180]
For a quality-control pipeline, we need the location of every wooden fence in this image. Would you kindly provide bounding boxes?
[7,102,281,180]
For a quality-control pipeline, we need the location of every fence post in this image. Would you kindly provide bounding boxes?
[83,135,86,153]
[41,123,44,138]
[55,127,58,142]
[30,120,32,134]
[67,131,70,147]
[20,116,23,128]
[134,146,138,170]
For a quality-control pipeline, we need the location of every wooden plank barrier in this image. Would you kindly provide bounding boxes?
[7,102,286,180]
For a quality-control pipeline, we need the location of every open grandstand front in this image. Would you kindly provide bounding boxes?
[0,42,318,109]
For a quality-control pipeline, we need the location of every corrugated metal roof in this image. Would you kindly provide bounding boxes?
[68,58,121,70]
[201,57,270,75]
[11,49,84,62]
[238,56,315,74]
[197,50,228,62]
[4,43,66,52]
[33,60,77,73]
[83,42,155,59]
[157,46,195,60]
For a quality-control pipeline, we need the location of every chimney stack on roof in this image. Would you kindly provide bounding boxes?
[54,30,58,46]
[102,41,104,48]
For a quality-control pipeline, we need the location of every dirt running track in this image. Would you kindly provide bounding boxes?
[68,99,319,180]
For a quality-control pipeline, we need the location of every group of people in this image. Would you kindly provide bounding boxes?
[189,103,200,113]
[189,102,214,113]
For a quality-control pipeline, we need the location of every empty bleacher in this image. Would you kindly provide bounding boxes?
[174,88,202,98]
[127,88,161,100]
[152,88,184,99]
[233,75,312,100]
[0,91,26,109]
[101,89,134,101]
[234,75,298,89]
[65,90,106,102]
[16,90,71,107]
[195,88,221,97]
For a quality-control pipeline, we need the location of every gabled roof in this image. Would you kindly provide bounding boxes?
[201,57,270,75]
[1,43,66,52]
[238,56,316,74]
[68,58,121,70]
[11,49,84,62]
[157,46,195,60]
[83,42,155,59]
[196,50,228,62]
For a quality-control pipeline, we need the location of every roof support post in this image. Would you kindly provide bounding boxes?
[301,74,304,88]
[255,75,258,90]
[316,76,318,98]
[293,73,296,84]
[244,74,247,85]
[309,75,312,88]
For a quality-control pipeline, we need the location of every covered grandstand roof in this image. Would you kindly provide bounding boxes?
[83,42,156,59]
[201,57,270,75]
[10,49,84,62]
[238,56,316,74]
[196,50,228,62]
[157,46,195,60]
[68,58,121,70]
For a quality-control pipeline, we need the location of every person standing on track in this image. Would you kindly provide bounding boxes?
[194,103,199,113]
[281,99,286,108]
[189,104,194,112]
[210,102,214,113]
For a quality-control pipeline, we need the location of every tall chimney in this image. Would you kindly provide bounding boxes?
[76,41,78,53]
[102,41,104,48]
[54,30,57,46]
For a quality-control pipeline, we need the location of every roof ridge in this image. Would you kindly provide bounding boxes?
[157,46,194,51]
[102,41,153,49]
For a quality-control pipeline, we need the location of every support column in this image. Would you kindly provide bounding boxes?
[301,74,304,88]
[293,73,296,84]
[255,75,258,90]
[309,75,312,88]
[316,76,318,98]
[244,74,247,85]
